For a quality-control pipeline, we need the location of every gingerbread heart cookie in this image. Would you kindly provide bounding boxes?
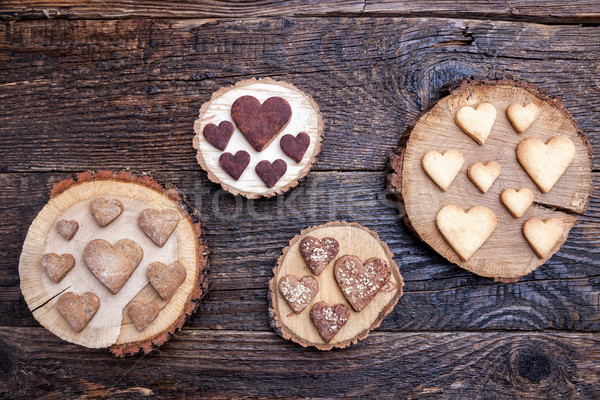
[90,197,123,227]
[83,239,143,294]
[56,291,100,332]
[310,302,349,343]
[280,132,310,163]
[299,235,339,275]
[517,136,575,193]
[455,103,497,145]
[203,121,234,151]
[57,220,78,240]
[219,151,250,181]
[422,150,464,191]
[278,275,318,314]
[128,301,160,332]
[501,188,534,218]
[334,255,391,312]
[507,103,539,134]
[523,218,565,259]
[147,261,187,301]
[138,208,180,247]
[41,253,75,283]
[468,161,501,193]
[255,159,287,188]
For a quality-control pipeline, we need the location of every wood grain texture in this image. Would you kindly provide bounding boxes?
[0,18,600,173]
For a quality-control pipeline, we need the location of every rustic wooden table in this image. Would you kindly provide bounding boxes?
[1,2,599,399]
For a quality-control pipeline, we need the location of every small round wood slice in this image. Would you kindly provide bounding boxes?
[19,171,208,356]
[269,221,404,350]
[388,80,593,281]
[193,77,324,198]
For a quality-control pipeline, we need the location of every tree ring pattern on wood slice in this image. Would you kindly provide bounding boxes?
[388,80,593,280]
[269,221,404,350]
[193,78,324,199]
[18,171,208,355]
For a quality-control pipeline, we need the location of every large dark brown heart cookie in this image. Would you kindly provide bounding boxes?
[299,236,339,276]
[310,302,349,343]
[220,151,250,180]
[147,261,187,301]
[278,275,319,314]
[203,121,234,151]
[231,96,292,152]
[280,132,310,163]
[42,253,75,283]
[56,291,100,332]
[334,255,391,312]
[255,159,287,188]
[138,208,180,247]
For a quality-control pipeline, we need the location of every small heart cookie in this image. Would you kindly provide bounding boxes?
[90,197,123,227]
[500,188,534,218]
[278,275,319,314]
[138,208,180,247]
[422,150,464,191]
[280,132,310,163]
[83,239,143,294]
[255,159,287,188]
[310,302,349,343]
[219,151,250,180]
[56,291,100,332]
[299,236,339,275]
[517,136,575,193]
[57,220,78,240]
[147,261,187,301]
[41,253,75,283]
[468,161,501,193]
[436,205,497,261]
[128,301,160,332]
[203,121,234,151]
[334,255,391,312]
[523,218,565,259]
[507,103,539,134]
[455,103,497,145]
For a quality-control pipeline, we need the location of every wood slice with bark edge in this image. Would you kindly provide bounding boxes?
[19,170,209,356]
[193,77,324,199]
[268,221,404,350]
[388,80,593,282]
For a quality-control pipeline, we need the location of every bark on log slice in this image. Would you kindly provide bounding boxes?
[193,77,324,199]
[388,80,593,281]
[269,221,404,350]
[19,171,208,356]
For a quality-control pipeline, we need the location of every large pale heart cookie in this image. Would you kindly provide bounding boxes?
[310,302,349,343]
[41,253,75,283]
[138,208,180,247]
[128,301,160,332]
[468,161,501,193]
[517,136,575,193]
[523,218,565,259]
[455,103,497,145]
[299,235,339,275]
[507,103,539,133]
[334,255,391,312]
[422,150,464,191]
[90,197,123,227]
[278,275,319,314]
[147,261,187,301]
[436,205,497,261]
[56,291,100,332]
[501,188,534,218]
[83,238,143,294]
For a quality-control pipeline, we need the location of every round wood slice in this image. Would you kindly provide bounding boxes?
[388,80,593,281]
[193,77,324,198]
[19,171,208,356]
[269,221,404,350]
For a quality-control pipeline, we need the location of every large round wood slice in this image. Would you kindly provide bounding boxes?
[19,171,208,356]
[388,80,593,281]
[193,77,324,198]
[269,221,404,350]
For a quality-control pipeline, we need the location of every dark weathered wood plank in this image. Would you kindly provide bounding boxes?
[2,171,598,332]
[1,327,600,399]
[0,18,599,172]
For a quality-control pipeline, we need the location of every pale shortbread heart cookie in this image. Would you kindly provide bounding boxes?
[422,150,464,191]
[517,136,575,193]
[436,205,497,261]
[500,188,534,218]
[523,218,565,259]
[455,103,497,145]
[507,103,539,133]
[467,161,501,193]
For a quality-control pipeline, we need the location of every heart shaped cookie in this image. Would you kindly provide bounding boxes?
[507,103,539,134]
[455,103,497,145]
[501,188,534,218]
[280,132,310,163]
[138,208,180,247]
[334,255,391,312]
[278,275,318,314]
[468,160,501,193]
[203,121,234,151]
[523,218,565,259]
[299,236,339,275]
[219,151,250,180]
[310,302,349,343]
[255,159,287,188]
[147,261,187,301]
[90,197,123,227]
[57,219,78,240]
[231,96,292,152]
[41,253,75,283]
[56,291,100,332]
[436,205,497,261]
[517,136,575,193]
[83,239,143,294]
[128,301,160,332]
[422,150,464,191]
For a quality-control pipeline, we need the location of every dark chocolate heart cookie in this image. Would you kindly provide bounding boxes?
[219,151,250,180]
[255,159,287,188]
[280,132,310,163]
[203,121,234,151]
[334,255,391,312]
